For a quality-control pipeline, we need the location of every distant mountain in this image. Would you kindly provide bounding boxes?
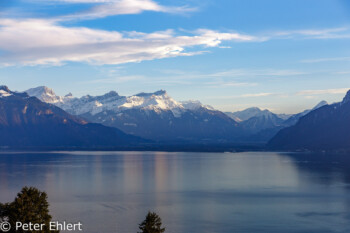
[226,103,329,143]
[226,107,264,122]
[238,112,285,142]
[268,91,350,151]
[229,108,286,143]
[283,100,328,126]
[0,86,145,148]
[26,86,242,142]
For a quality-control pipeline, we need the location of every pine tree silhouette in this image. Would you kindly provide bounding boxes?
[138,211,165,233]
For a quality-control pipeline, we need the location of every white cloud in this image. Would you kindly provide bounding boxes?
[1,15,348,67]
[297,88,350,96]
[0,19,257,66]
[47,0,197,20]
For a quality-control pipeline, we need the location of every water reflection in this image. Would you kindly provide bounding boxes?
[280,152,350,185]
[0,152,350,233]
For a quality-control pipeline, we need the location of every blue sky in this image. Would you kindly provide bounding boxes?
[1,0,350,113]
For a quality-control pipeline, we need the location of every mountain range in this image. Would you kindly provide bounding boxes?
[26,86,243,142]
[25,86,327,144]
[0,86,146,149]
[1,84,345,151]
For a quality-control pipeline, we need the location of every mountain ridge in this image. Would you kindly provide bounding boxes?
[25,86,333,143]
[0,86,147,148]
[25,86,243,142]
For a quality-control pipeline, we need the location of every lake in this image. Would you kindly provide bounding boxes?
[1,151,350,233]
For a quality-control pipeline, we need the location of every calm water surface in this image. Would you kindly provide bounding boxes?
[1,151,350,233]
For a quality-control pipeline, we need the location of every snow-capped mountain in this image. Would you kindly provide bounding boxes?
[24,86,331,143]
[226,107,285,130]
[26,86,242,142]
[224,107,286,142]
[26,86,213,117]
[180,100,214,111]
[0,86,145,148]
[226,107,268,122]
[26,86,62,103]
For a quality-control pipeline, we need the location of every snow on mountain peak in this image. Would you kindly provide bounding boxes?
[26,86,63,103]
[0,86,12,98]
[0,90,12,97]
[120,91,183,117]
[229,107,263,121]
[0,85,10,92]
[181,100,214,110]
[226,107,283,122]
[25,87,188,116]
[24,87,219,117]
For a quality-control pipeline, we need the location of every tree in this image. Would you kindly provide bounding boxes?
[0,187,58,233]
[138,211,165,233]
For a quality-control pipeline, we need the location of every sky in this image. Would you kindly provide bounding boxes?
[1,0,350,113]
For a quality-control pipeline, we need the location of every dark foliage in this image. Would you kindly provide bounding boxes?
[0,187,58,233]
[138,212,165,233]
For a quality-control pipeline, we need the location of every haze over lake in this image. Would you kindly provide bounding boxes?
[1,152,350,233]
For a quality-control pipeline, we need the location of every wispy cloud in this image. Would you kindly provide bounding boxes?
[47,0,197,20]
[86,75,145,83]
[0,19,257,66]
[300,56,350,63]
[297,88,350,96]
[241,92,273,97]
[203,81,257,88]
[201,92,276,100]
[157,68,307,80]
[208,69,306,77]
[270,27,350,40]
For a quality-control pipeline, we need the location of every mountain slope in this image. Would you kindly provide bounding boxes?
[283,100,328,126]
[268,91,350,151]
[0,86,145,148]
[26,86,242,142]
